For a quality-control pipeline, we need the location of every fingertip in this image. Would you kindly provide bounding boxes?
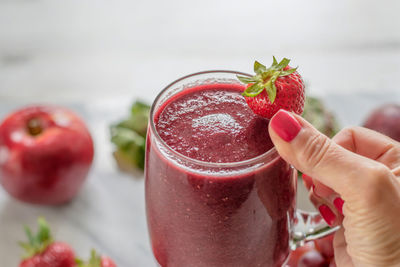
[318,204,336,227]
[269,109,302,142]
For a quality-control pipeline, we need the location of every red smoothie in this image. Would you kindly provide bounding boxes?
[146,81,296,266]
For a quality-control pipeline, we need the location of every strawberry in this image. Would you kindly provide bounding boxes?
[76,250,117,267]
[19,218,75,267]
[237,57,305,119]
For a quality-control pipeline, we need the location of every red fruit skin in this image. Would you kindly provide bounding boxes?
[19,242,75,267]
[101,256,117,267]
[0,106,94,205]
[286,242,315,267]
[244,66,305,119]
[363,104,400,142]
[298,249,328,267]
[314,233,334,260]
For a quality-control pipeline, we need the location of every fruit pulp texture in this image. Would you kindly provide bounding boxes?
[146,83,296,267]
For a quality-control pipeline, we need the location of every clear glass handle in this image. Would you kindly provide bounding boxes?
[290,210,340,250]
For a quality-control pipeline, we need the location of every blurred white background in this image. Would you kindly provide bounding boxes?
[1,0,399,104]
[0,1,400,266]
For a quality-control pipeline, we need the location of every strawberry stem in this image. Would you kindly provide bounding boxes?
[27,118,43,136]
[237,56,298,103]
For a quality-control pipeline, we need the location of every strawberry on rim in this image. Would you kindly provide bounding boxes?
[237,57,305,119]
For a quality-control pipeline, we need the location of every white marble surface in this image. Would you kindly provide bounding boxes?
[0,0,400,266]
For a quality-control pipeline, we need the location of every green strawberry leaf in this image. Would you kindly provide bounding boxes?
[110,100,150,171]
[237,56,299,99]
[19,218,54,259]
[131,101,150,115]
[280,67,297,76]
[76,249,102,267]
[24,227,35,246]
[89,250,101,266]
[242,82,265,97]
[37,218,51,244]
[236,75,257,84]
[253,61,267,74]
[110,127,145,149]
[277,57,291,70]
[264,80,275,103]
[75,258,85,265]
[302,96,341,138]
[265,72,280,103]
[272,56,278,66]
[116,101,150,137]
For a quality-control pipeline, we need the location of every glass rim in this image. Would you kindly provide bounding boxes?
[149,70,279,169]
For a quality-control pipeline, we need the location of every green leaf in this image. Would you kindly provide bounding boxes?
[238,57,299,103]
[89,250,101,266]
[111,127,145,148]
[279,67,297,76]
[131,101,150,116]
[75,258,85,265]
[37,218,51,244]
[18,242,31,251]
[236,75,256,84]
[263,80,276,103]
[24,227,35,247]
[253,61,267,74]
[111,126,146,170]
[19,218,54,259]
[272,56,278,66]
[77,249,102,267]
[110,100,150,172]
[242,82,265,97]
[116,101,151,137]
[302,96,341,138]
[260,70,273,81]
[274,57,291,70]
[264,71,280,103]
[19,242,34,259]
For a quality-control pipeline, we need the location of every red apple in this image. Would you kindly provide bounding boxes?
[314,233,334,260]
[363,104,400,142]
[298,249,328,267]
[0,105,94,205]
[286,242,315,267]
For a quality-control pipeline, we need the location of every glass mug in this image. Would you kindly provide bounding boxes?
[145,71,337,267]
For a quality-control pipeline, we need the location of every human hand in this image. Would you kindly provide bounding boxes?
[268,109,400,267]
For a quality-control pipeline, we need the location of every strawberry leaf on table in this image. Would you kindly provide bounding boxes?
[117,101,150,137]
[302,96,340,138]
[110,101,150,171]
[76,250,101,267]
[19,217,54,259]
[76,249,117,267]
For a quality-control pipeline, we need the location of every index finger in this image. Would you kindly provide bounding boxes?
[333,127,400,170]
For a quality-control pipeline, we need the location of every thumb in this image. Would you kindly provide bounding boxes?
[268,109,389,200]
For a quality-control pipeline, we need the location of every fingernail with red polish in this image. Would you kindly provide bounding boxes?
[333,197,344,215]
[319,205,336,226]
[270,110,301,142]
